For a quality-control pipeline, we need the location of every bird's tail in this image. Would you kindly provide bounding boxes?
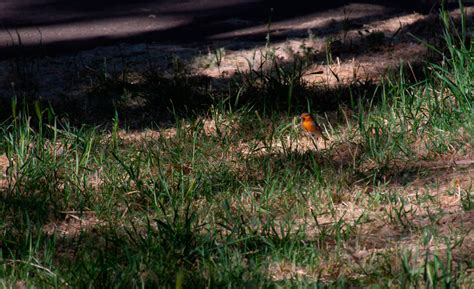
[310,130,328,141]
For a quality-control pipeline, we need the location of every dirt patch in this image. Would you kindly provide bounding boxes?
[43,211,103,237]
[1,5,472,105]
[0,154,10,189]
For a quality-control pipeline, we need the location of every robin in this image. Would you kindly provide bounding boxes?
[300,112,328,141]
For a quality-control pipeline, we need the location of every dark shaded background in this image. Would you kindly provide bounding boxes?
[0,0,453,57]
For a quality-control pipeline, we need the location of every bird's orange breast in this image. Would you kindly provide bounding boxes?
[302,119,317,132]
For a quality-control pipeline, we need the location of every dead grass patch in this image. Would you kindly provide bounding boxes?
[43,211,103,237]
[0,154,9,189]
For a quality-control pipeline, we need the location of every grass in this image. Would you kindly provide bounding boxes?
[0,5,473,288]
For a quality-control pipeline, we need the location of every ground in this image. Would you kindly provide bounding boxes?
[1,3,472,105]
[0,2,473,288]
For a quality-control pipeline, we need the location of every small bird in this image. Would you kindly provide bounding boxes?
[300,112,328,141]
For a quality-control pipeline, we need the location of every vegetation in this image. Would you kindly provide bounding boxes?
[0,5,472,288]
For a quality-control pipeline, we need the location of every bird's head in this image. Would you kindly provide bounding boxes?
[300,112,313,122]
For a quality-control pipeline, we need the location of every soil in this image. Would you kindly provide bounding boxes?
[0,2,472,109]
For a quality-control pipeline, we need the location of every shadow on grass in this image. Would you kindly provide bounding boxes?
[0,68,380,131]
[2,1,466,129]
